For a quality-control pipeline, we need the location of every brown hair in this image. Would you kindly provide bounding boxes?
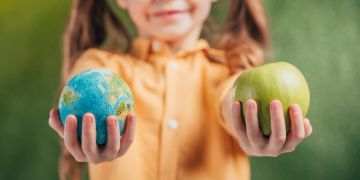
[59,0,269,179]
[61,0,131,86]
[219,0,269,74]
[59,0,131,179]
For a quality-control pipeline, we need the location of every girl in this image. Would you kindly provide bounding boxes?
[49,0,313,179]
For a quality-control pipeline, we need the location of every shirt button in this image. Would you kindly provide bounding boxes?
[168,61,179,71]
[152,41,162,52]
[167,119,178,129]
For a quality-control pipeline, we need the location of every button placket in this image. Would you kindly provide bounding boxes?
[167,119,178,129]
[168,61,179,71]
[152,40,162,52]
[158,59,180,180]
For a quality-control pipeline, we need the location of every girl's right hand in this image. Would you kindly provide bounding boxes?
[48,108,136,164]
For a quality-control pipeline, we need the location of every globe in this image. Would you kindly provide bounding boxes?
[58,69,134,145]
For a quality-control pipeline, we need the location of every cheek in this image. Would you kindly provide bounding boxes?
[128,11,147,32]
[151,2,212,39]
[126,0,151,32]
[190,0,212,24]
[126,0,212,39]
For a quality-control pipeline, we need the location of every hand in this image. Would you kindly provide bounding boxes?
[231,99,312,157]
[48,108,136,164]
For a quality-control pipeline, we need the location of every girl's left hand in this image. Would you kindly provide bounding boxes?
[229,99,312,157]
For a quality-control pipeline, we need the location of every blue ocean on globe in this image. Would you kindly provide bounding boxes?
[59,69,134,145]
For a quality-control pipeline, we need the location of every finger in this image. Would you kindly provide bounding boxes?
[281,104,305,153]
[103,116,120,159]
[118,113,136,156]
[232,101,250,148]
[49,108,64,138]
[268,100,287,151]
[304,118,313,137]
[81,113,99,163]
[64,115,87,162]
[244,99,266,148]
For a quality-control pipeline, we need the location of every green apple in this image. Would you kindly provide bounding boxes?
[232,62,310,136]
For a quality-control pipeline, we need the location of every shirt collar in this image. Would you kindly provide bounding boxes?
[130,36,225,63]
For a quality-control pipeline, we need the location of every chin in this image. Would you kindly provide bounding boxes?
[156,32,187,42]
[151,26,193,42]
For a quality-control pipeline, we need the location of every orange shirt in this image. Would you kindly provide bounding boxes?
[67,37,249,180]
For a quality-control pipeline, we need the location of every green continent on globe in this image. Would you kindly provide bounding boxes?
[116,101,133,119]
[104,74,134,132]
[104,75,127,105]
[60,86,78,107]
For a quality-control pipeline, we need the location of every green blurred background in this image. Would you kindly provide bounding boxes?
[1,0,359,179]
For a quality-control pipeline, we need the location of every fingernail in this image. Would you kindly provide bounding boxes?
[247,101,253,110]
[271,102,277,110]
[232,102,236,109]
[84,113,94,123]
[129,112,136,118]
[108,117,117,126]
[66,117,74,127]
[291,104,299,114]
[71,118,76,125]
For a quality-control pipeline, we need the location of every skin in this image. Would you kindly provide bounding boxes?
[117,0,216,53]
[221,92,313,157]
[49,109,136,163]
[49,0,313,164]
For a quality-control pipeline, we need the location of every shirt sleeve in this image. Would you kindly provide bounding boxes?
[214,71,243,140]
[206,59,244,140]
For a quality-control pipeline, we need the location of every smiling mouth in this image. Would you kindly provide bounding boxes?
[152,9,189,19]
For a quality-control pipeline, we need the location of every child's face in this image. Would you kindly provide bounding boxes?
[117,0,215,41]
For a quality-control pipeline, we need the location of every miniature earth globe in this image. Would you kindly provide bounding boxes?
[59,69,134,145]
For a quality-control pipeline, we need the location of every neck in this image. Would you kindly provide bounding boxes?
[139,26,202,54]
[166,27,202,54]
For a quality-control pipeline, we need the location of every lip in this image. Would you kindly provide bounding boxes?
[151,9,189,20]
